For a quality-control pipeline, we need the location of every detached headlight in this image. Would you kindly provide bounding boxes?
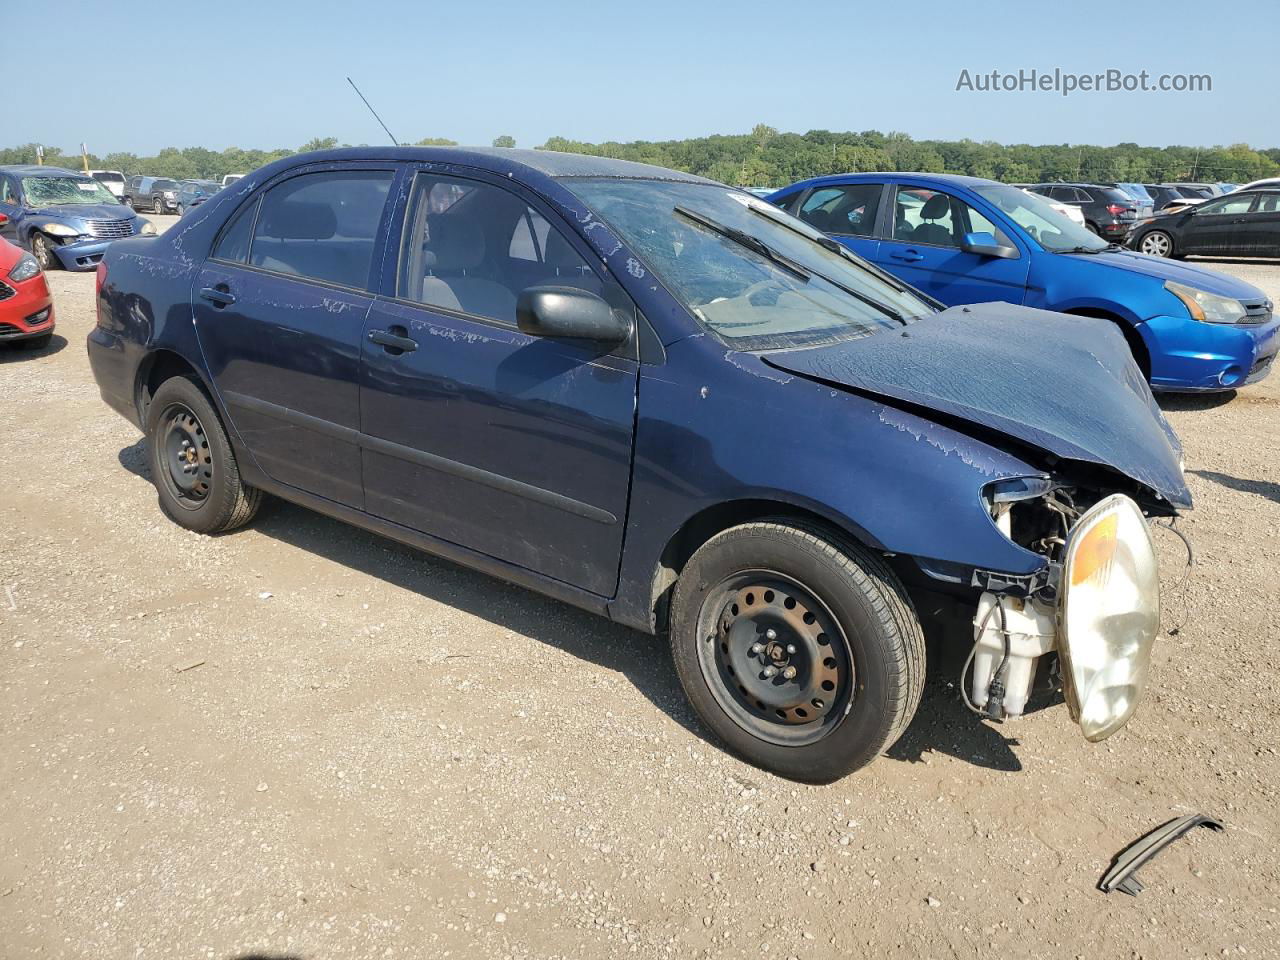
[8,252,40,282]
[138,221,157,236]
[1059,494,1159,742]
[42,222,79,237]
[1165,280,1247,324]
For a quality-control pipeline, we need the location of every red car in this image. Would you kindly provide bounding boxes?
[0,226,55,348]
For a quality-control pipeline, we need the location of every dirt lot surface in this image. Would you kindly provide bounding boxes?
[2,216,1278,959]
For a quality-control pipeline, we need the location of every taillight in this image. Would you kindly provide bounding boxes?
[95,260,107,297]
[1106,203,1133,217]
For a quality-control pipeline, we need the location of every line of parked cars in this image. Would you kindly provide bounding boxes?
[77,145,1275,784]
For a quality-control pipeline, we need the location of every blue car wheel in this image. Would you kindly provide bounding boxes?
[30,232,57,271]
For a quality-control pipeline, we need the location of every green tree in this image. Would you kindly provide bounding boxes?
[492,135,516,148]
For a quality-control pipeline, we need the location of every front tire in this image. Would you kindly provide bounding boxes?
[30,232,57,271]
[1139,230,1175,258]
[153,197,164,215]
[669,520,925,782]
[145,376,262,534]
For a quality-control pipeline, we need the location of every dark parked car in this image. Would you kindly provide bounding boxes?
[1129,189,1280,259]
[124,176,179,213]
[1141,185,1191,213]
[175,179,222,215]
[88,147,1190,781]
[0,165,155,271]
[1027,183,1138,239]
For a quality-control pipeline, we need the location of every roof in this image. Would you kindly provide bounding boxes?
[287,146,715,184]
[772,172,1004,194]
[0,165,87,177]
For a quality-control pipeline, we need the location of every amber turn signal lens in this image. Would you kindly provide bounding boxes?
[1070,512,1117,586]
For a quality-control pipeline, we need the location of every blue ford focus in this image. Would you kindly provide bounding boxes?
[768,173,1278,391]
[89,148,1190,781]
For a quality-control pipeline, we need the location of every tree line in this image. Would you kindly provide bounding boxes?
[5,127,1277,187]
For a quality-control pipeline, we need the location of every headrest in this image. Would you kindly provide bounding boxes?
[543,229,583,269]
[426,216,485,270]
[259,201,336,240]
[920,194,950,221]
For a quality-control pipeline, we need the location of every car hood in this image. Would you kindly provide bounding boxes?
[1066,248,1265,300]
[762,303,1191,509]
[29,204,136,222]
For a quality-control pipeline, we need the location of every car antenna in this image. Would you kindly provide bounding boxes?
[346,76,399,146]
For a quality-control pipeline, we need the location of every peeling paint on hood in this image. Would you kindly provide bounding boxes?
[762,303,1192,509]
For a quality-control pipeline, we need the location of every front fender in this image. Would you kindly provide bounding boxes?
[609,338,1047,631]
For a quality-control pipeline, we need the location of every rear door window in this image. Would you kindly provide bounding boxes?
[796,183,883,236]
[1198,195,1257,216]
[247,169,394,290]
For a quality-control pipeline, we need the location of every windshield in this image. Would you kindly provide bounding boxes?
[973,183,1109,253]
[21,176,120,207]
[569,179,935,349]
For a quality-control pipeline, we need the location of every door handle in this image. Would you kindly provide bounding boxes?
[890,249,924,262]
[368,327,418,354]
[199,286,236,307]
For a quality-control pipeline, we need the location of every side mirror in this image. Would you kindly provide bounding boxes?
[961,231,1019,259]
[516,285,631,344]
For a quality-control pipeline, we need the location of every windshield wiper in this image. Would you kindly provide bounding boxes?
[1055,245,1108,255]
[674,205,812,282]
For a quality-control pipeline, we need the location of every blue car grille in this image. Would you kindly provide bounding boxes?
[0,280,14,302]
[1242,300,1272,325]
[83,219,135,239]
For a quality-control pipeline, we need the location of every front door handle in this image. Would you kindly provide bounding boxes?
[368,327,418,354]
[890,249,924,262]
[199,286,236,307]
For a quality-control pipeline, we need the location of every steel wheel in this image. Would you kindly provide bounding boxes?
[30,233,55,270]
[154,196,164,214]
[158,402,214,508]
[695,570,854,747]
[1140,231,1173,257]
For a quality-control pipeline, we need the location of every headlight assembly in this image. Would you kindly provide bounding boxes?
[138,221,157,236]
[41,222,79,237]
[1059,494,1159,742]
[1164,280,1247,324]
[8,252,40,282]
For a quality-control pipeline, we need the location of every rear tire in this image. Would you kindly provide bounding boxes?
[153,197,164,215]
[145,376,262,534]
[669,520,925,782]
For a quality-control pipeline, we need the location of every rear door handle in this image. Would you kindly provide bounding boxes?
[199,286,236,307]
[890,249,924,262]
[368,327,418,354]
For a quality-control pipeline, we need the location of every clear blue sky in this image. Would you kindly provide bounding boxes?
[14,0,1272,153]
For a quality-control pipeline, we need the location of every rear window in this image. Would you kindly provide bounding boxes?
[247,169,393,289]
[92,172,124,184]
[154,179,177,190]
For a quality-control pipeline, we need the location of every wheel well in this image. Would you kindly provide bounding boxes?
[135,350,203,421]
[1063,307,1151,379]
[650,499,876,633]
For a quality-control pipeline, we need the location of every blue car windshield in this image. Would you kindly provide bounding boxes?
[972,183,1110,253]
[570,179,935,349]
[22,176,119,206]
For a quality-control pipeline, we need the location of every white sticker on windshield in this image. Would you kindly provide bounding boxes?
[78,182,97,191]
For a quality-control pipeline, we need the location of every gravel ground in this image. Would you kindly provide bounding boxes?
[2,217,1278,959]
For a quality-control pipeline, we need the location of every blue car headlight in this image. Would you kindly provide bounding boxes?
[138,221,157,236]
[1164,280,1247,324]
[41,222,80,238]
[8,252,40,283]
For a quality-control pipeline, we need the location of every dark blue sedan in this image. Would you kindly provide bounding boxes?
[0,166,155,270]
[768,173,1278,391]
[87,147,1189,780]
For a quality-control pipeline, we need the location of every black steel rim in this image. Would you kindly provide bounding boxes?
[695,570,854,747]
[158,402,213,508]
